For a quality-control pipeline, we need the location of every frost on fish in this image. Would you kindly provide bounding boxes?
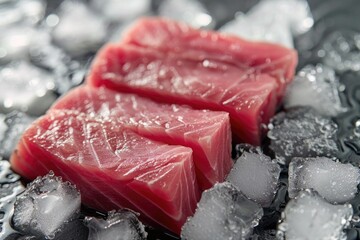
[289,157,360,204]
[277,190,353,240]
[12,172,81,239]
[181,182,263,240]
[51,86,232,191]
[284,64,346,116]
[226,151,281,207]
[121,17,298,85]
[85,210,147,240]
[268,107,339,165]
[87,44,279,145]
[10,110,200,235]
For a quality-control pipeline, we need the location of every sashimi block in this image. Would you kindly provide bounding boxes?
[87,45,278,145]
[10,110,200,235]
[121,17,298,96]
[50,86,232,191]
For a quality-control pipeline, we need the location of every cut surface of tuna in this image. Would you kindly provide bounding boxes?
[10,110,200,235]
[121,17,298,94]
[87,45,279,145]
[51,86,233,191]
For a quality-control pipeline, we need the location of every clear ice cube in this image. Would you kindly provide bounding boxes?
[85,209,147,240]
[0,111,34,159]
[289,157,360,204]
[321,30,360,73]
[90,0,151,23]
[52,1,107,57]
[0,61,57,116]
[284,64,346,116]
[277,189,353,240]
[181,182,263,240]
[226,151,281,207]
[159,0,215,29]
[267,107,339,165]
[12,172,81,239]
[220,0,313,48]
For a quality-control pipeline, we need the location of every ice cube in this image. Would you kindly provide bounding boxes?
[181,182,263,240]
[12,172,81,239]
[159,0,215,29]
[267,107,339,165]
[0,0,46,26]
[220,0,313,48]
[0,111,34,159]
[85,209,147,240]
[0,26,50,64]
[90,0,150,23]
[277,189,353,240]
[0,161,25,239]
[226,151,281,207]
[289,157,360,204]
[52,1,107,57]
[321,30,360,73]
[0,61,57,116]
[284,64,346,116]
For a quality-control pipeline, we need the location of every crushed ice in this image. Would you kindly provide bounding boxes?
[181,182,263,240]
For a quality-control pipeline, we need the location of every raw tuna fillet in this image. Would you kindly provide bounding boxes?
[121,17,298,95]
[50,86,232,191]
[87,44,279,145]
[10,110,200,235]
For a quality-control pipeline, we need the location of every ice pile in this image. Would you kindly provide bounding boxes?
[226,150,281,207]
[0,161,24,239]
[12,172,81,239]
[0,111,34,159]
[0,0,46,27]
[85,210,147,240]
[52,1,107,57]
[181,182,263,240]
[344,120,360,155]
[284,64,346,116]
[289,157,360,204]
[0,61,57,116]
[277,190,353,240]
[321,30,360,73]
[91,0,151,23]
[220,0,314,47]
[159,0,215,29]
[268,107,339,164]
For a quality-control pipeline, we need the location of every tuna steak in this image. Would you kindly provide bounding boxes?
[10,110,200,234]
[50,86,232,191]
[121,17,298,94]
[87,45,279,145]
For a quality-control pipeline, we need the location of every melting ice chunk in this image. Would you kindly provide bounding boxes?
[0,0,46,27]
[12,172,81,239]
[0,111,34,159]
[277,189,353,240]
[284,64,346,116]
[0,61,57,116]
[226,151,281,207]
[85,210,147,240]
[289,157,360,204]
[220,0,313,47]
[268,107,339,165]
[159,0,215,29]
[0,161,25,239]
[52,1,107,57]
[321,30,360,73]
[181,182,263,240]
[90,0,150,23]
